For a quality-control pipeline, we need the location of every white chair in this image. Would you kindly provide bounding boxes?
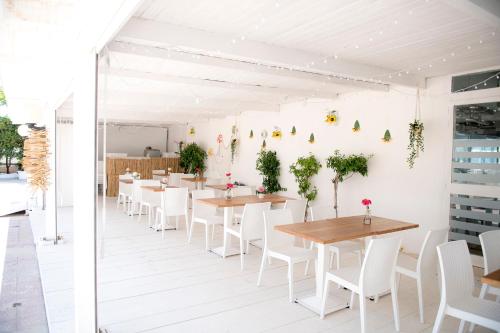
[320,237,402,333]
[396,227,448,323]
[116,174,132,210]
[135,179,161,225]
[232,186,255,219]
[206,177,223,186]
[468,230,500,332]
[167,173,184,187]
[305,205,363,275]
[188,189,224,250]
[129,179,159,217]
[258,209,316,302]
[432,240,500,333]
[155,187,189,239]
[224,202,271,270]
[283,199,307,223]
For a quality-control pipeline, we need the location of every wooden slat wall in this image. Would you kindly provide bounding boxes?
[106,157,180,196]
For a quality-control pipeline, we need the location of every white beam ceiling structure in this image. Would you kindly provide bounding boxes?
[97,0,500,124]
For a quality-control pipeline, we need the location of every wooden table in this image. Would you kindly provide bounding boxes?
[198,194,292,256]
[482,269,500,289]
[182,177,207,189]
[119,179,133,184]
[275,216,418,315]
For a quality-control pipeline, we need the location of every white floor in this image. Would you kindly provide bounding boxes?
[32,198,495,333]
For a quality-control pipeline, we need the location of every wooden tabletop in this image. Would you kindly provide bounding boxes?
[275,216,418,244]
[197,194,292,208]
[482,269,500,289]
[181,177,207,183]
[206,184,237,191]
[141,185,178,192]
[119,179,133,184]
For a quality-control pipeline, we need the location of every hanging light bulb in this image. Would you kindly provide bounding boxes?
[17,124,30,137]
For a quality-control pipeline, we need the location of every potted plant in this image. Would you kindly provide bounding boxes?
[326,150,371,217]
[289,154,322,206]
[256,185,266,198]
[255,150,285,194]
[179,143,207,175]
[407,119,424,168]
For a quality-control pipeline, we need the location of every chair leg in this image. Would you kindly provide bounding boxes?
[211,224,215,240]
[222,230,228,259]
[304,242,314,276]
[336,250,341,288]
[458,320,466,333]
[116,194,120,208]
[329,251,334,269]
[246,240,250,254]
[391,283,400,331]
[359,294,367,333]
[204,223,209,250]
[257,252,266,286]
[349,291,356,309]
[161,211,165,240]
[185,213,190,237]
[175,216,179,230]
[320,278,330,319]
[188,221,194,244]
[357,250,362,266]
[137,203,143,222]
[469,284,488,332]
[288,262,294,303]
[431,301,447,333]
[239,238,244,271]
[416,277,424,324]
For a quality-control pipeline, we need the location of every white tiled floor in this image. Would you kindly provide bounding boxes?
[33,198,496,333]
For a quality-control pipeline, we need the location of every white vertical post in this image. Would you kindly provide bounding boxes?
[73,51,98,333]
[43,108,58,242]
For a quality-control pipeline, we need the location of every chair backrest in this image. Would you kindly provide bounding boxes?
[168,173,183,187]
[309,205,336,221]
[118,174,132,180]
[263,209,295,251]
[479,230,500,275]
[232,186,253,197]
[240,202,271,240]
[284,199,307,223]
[180,173,196,190]
[133,179,161,202]
[191,189,216,218]
[436,240,474,302]
[417,227,449,276]
[162,187,189,217]
[360,237,401,296]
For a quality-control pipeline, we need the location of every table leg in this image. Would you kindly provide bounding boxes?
[210,206,239,257]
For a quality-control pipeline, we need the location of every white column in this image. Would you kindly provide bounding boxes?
[73,51,98,333]
[43,108,57,242]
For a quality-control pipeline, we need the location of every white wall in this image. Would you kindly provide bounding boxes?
[167,124,187,153]
[192,76,453,253]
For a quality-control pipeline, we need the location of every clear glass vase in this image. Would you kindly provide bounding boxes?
[363,207,372,225]
[224,189,232,200]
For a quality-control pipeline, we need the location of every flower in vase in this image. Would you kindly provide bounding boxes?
[226,183,235,190]
[225,172,231,177]
[161,177,168,184]
[256,185,266,194]
[361,198,372,208]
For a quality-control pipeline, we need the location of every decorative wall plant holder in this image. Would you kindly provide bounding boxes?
[271,127,282,139]
[249,130,254,138]
[382,129,392,143]
[352,120,361,132]
[189,126,196,136]
[325,110,338,125]
[290,126,296,136]
[308,133,315,144]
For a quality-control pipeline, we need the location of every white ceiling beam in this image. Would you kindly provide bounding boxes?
[114,18,419,88]
[443,0,500,29]
[105,67,340,99]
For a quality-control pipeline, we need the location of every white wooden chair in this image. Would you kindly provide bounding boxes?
[305,205,363,275]
[224,202,271,270]
[116,174,132,210]
[284,199,307,247]
[135,179,161,225]
[155,187,189,239]
[468,230,500,332]
[395,227,448,323]
[129,179,159,217]
[432,240,500,333]
[320,237,402,333]
[232,186,255,219]
[257,209,316,302]
[188,189,224,250]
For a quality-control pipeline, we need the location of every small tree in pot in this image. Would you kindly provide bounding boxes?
[179,143,207,175]
[326,150,371,217]
[0,116,24,174]
[289,154,322,205]
[255,150,284,194]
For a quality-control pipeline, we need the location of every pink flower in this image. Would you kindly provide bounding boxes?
[361,198,372,206]
[226,183,234,189]
[257,185,265,193]
[161,177,168,184]
[225,172,231,177]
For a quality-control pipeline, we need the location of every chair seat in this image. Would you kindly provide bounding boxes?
[193,214,224,225]
[268,246,316,262]
[325,266,361,293]
[395,253,418,278]
[448,296,500,329]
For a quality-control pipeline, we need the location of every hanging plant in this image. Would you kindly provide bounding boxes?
[352,120,361,132]
[290,126,296,136]
[271,126,282,139]
[407,120,424,168]
[325,110,338,124]
[230,138,238,163]
[308,133,315,144]
[382,129,392,143]
[256,150,285,193]
[289,154,322,205]
[249,129,254,138]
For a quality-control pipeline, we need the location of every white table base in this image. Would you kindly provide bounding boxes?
[296,294,348,315]
[210,246,241,257]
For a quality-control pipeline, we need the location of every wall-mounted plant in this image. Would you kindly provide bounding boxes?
[272,126,282,139]
[179,143,207,174]
[326,150,371,217]
[261,140,266,149]
[382,129,392,143]
[230,138,238,162]
[249,129,254,138]
[290,126,296,136]
[188,126,195,136]
[352,120,361,132]
[325,110,338,125]
[256,150,285,194]
[308,133,315,144]
[289,154,322,205]
[407,120,424,168]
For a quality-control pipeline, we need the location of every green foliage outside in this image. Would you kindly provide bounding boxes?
[289,154,322,204]
[0,116,24,174]
[255,150,284,193]
[326,150,371,217]
[179,143,207,174]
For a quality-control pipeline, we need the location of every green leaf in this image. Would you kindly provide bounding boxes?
[0,116,24,173]
[256,150,284,193]
[326,150,371,183]
[179,143,207,174]
[289,154,322,203]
